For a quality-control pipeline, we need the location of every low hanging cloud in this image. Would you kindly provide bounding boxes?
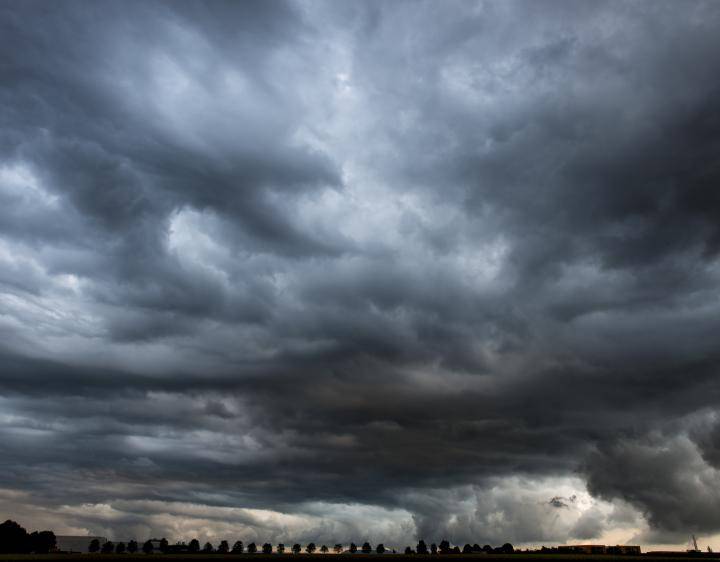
[2,0,720,547]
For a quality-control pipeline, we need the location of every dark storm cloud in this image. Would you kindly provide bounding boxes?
[2,0,720,545]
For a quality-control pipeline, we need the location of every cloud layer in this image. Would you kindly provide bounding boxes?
[2,0,720,548]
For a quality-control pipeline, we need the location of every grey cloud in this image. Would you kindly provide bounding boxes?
[1,0,720,547]
[584,432,720,535]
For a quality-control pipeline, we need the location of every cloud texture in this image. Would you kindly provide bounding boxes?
[2,0,720,548]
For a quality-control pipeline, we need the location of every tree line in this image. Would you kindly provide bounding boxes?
[0,520,57,554]
[0,519,516,556]
[88,538,515,555]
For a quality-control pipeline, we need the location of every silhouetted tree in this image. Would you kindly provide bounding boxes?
[28,530,56,554]
[232,541,244,554]
[160,538,169,553]
[89,539,101,553]
[142,540,154,554]
[277,544,285,554]
[471,545,481,553]
[189,539,200,553]
[203,542,214,553]
[128,540,139,554]
[292,543,301,554]
[263,543,273,554]
[247,542,257,554]
[362,542,371,554]
[0,520,29,553]
[462,545,472,554]
[416,541,428,555]
[439,540,450,554]
[334,544,343,554]
[452,547,460,554]
[349,543,357,554]
[430,544,437,555]
[102,541,115,554]
[321,545,329,553]
[376,544,385,554]
[405,547,413,555]
[219,540,230,553]
[482,545,492,554]
[116,542,126,554]
[306,543,317,554]
[501,543,514,554]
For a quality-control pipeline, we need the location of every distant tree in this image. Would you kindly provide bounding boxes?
[0,520,30,553]
[430,544,437,555]
[405,547,414,555]
[292,544,302,554]
[501,544,514,554]
[102,541,115,554]
[89,539,101,553]
[218,540,230,553]
[160,538,169,553]
[462,545,472,554]
[320,545,329,553]
[203,542,214,553]
[232,541,244,554]
[247,542,257,554]
[334,544,344,554]
[263,543,273,554]
[28,530,56,554]
[127,540,138,554]
[416,541,428,555]
[277,544,285,554]
[439,540,450,555]
[349,543,357,554]
[189,539,200,553]
[143,540,154,554]
[361,543,371,554]
[116,542,126,554]
[376,544,385,555]
[306,543,317,554]
[482,545,492,554]
[452,547,460,554]
[471,545,480,553]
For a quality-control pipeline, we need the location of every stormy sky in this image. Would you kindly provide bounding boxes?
[2,0,720,550]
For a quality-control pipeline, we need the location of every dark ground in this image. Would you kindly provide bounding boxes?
[0,553,710,562]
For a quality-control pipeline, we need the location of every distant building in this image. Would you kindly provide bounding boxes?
[55,536,108,553]
[557,545,641,555]
[607,545,642,555]
[558,545,607,555]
